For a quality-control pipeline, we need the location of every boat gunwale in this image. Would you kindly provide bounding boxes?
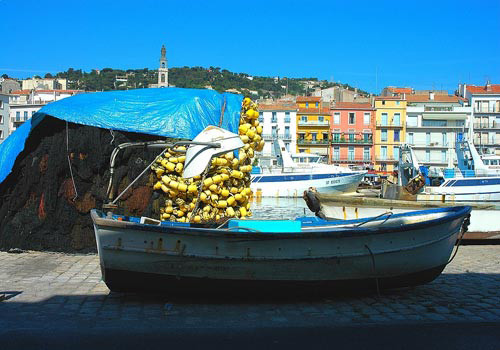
[90,206,471,240]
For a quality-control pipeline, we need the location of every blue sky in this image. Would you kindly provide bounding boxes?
[1,0,499,93]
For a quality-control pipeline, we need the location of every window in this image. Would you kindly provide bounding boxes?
[298,133,305,140]
[333,131,340,142]
[0,100,3,109]
[393,146,399,160]
[422,120,447,127]
[318,116,324,123]
[322,132,329,141]
[394,130,400,142]
[381,146,387,160]
[24,111,28,119]
[396,101,400,105]
[16,111,20,121]
[272,112,277,123]
[381,163,387,171]
[32,111,36,116]
[348,146,354,161]
[306,102,309,108]
[348,112,355,124]
[381,113,388,125]
[381,129,388,142]
[161,74,165,83]
[333,147,340,160]
[301,115,308,123]
[441,150,447,163]
[311,133,317,141]
[333,113,340,124]
[0,130,3,139]
[299,149,305,153]
[408,132,414,145]
[285,112,290,123]
[363,132,372,142]
[363,113,370,125]
[382,100,386,105]
[348,130,355,142]
[315,102,319,108]
[426,132,431,145]
[393,113,400,126]
[426,150,430,162]
[0,115,2,124]
[442,132,447,146]
[271,125,277,136]
[285,143,290,152]
[285,126,290,138]
[363,147,370,160]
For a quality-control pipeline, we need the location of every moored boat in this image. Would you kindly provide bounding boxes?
[251,140,365,197]
[91,205,471,295]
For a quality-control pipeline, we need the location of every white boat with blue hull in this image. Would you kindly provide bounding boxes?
[385,141,500,202]
[252,140,365,197]
[91,206,471,295]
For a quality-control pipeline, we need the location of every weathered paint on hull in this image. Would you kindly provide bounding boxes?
[92,210,464,295]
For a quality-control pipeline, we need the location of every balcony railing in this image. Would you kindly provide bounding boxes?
[298,120,330,126]
[376,122,403,128]
[332,157,372,163]
[473,122,500,129]
[331,138,373,145]
[375,156,398,162]
[262,134,292,141]
[475,107,500,113]
[408,142,450,148]
[297,139,330,145]
[284,118,291,123]
[10,117,28,123]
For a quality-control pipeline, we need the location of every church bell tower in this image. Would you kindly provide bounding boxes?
[158,44,168,87]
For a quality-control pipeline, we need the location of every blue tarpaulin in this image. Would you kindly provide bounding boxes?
[0,88,243,184]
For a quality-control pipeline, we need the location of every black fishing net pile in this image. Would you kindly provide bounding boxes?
[0,116,166,252]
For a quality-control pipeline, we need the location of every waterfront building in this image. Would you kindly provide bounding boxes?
[312,86,370,103]
[458,82,500,155]
[257,103,297,166]
[295,96,331,157]
[0,93,10,143]
[330,102,374,167]
[373,96,407,173]
[8,89,81,134]
[21,77,67,90]
[406,93,472,167]
[0,78,21,94]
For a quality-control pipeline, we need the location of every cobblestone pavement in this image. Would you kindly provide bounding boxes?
[0,246,499,331]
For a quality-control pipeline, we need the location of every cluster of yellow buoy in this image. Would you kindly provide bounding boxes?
[150,97,263,223]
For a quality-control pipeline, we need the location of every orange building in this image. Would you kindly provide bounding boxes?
[295,96,331,157]
[330,102,375,167]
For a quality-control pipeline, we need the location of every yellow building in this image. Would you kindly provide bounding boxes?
[296,96,330,157]
[374,96,407,173]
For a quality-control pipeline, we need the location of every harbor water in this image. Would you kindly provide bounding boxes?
[251,197,312,220]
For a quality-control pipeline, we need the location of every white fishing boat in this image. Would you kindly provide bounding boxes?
[91,205,471,295]
[251,140,366,197]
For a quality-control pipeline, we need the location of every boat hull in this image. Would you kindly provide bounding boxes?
[91,207,468,295]
[251,172,365,197]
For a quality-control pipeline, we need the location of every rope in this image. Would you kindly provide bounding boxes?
[365,244,381,297]
[65,121,78,201]
[447,214,470,265]
[109,129,115,145]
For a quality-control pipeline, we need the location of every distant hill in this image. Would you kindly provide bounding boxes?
[47,67,369,98]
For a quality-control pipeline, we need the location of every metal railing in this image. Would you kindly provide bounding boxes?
[375,156,398,162]
[262,134,293,141]
[474,107,500,113]
[332,157,372,162]
[376,122,402,127]
[297,139,330,145]
[298,120,330,126]
[473,122,500,129]
[331,138,373,144]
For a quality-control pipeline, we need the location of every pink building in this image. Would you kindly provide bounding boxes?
[330,102,375,167]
